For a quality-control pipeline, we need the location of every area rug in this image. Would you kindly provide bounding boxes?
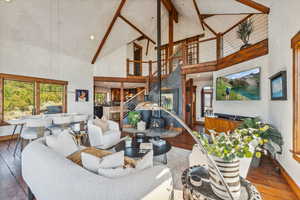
[154,146,191,200]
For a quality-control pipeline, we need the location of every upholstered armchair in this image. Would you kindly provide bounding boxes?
[87,120,121,149]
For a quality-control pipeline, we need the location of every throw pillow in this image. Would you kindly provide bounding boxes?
[81,151,125,173]
[99,150,124,169]
[98,167,133,178]
[46,130,78,157]
[81,152,102,173]
[93,118,109,132]
[135,150,153,170]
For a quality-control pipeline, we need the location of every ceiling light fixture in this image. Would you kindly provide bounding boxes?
[89,35,95,41]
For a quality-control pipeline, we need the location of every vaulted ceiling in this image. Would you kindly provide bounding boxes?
[0,0,272,63]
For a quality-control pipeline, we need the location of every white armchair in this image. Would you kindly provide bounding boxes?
[87,120,121,149]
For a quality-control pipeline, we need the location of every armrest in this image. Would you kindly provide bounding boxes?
[101,166,173,200]
[87,121,104,147]
[107,120,120,131]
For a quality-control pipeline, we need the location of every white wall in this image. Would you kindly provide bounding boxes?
[94,45,127,78]
[0,0,94,136]
[213,55,269,121]
[268,0,300,187]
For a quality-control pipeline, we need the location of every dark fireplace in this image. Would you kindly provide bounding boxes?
[149,116,165,130]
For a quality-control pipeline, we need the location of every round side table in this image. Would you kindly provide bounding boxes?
[181,166,262,200]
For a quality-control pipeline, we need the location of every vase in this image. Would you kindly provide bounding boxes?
[209,156,241,200]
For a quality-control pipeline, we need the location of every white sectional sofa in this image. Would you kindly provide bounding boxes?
[22,139,174,200]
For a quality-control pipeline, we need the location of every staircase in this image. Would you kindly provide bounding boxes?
[123,89,146,119]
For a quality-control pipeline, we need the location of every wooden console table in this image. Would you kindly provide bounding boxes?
[204,117,241,134]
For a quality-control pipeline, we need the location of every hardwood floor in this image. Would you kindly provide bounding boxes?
[0,134,298,200]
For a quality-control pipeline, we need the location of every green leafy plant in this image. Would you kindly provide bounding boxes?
[127,111,141,128]
[194,124,269,162]
[237,19,254,49]
[238,117,284,158]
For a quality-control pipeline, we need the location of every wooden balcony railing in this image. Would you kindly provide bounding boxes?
[126,14,269,78]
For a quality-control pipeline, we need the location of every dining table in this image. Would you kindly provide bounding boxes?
[5,113,90,149]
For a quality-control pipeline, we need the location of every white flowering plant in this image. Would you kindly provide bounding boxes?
[194,124,270,162]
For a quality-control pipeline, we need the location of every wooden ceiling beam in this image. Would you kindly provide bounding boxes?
[201,12,262,16]
[161,0,179,23]
[201,14,215,19]
[119,15,156,44]
[193,0,205,31]
[222,14,253,35]
[91,0,127,64]
[235,0,270,14]
[202,21,217,36]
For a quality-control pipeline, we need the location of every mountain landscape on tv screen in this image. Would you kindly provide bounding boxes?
[216,68,260,101]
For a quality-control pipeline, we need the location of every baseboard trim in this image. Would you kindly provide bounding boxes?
[275,160,300,200]
[0,134,19,142]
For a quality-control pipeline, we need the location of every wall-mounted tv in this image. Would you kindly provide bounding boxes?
[216,68,260,101]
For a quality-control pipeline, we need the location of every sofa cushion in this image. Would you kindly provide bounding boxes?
[81,152,102,173]
[81,150,125,173]
[93,118,109,132]
[46,130,78,157]
[136,150,153,170]
[98,150,124,169]
[98,167,133,178]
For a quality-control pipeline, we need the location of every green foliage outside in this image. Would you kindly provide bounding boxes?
[3,80,63,120]
[40,83,63,111]
[4,80,34,120]
[95,93,107,105]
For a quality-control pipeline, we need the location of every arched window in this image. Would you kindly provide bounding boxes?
[292,31,300,163]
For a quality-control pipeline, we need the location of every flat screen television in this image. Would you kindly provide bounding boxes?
[216,67,260,101]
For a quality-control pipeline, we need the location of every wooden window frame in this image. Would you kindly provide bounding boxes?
[292,31,300,163]
[0,73,68,121]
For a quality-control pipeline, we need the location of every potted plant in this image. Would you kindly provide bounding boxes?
[237,118,284,167]
[237,19,254,49]
[127,111,141,128]
[195,124,269,200]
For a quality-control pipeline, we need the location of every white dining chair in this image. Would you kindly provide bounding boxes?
[13,118,52,157]
[49,115,74,135]
[71,114,89,132]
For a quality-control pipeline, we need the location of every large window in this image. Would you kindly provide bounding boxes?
[94,92,107,105]
[0,74,68,121]
[292,32,300,163]
[40,83,64,113]
[3,80,34,120]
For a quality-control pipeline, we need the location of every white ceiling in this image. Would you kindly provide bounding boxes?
[0,0,271,63]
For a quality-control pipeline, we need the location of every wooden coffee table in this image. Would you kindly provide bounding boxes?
[114,136,171,164]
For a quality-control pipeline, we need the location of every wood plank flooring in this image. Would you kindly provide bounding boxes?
[0,133,298,200]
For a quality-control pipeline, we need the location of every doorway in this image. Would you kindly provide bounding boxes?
[201,86,213,118]
[133,43,142,76]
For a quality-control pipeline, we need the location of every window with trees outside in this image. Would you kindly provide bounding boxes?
[3,80,34,121]
[292,32,300,163]
[0,74,68,121]
[40,83,64,113]
[95,93,107,105]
